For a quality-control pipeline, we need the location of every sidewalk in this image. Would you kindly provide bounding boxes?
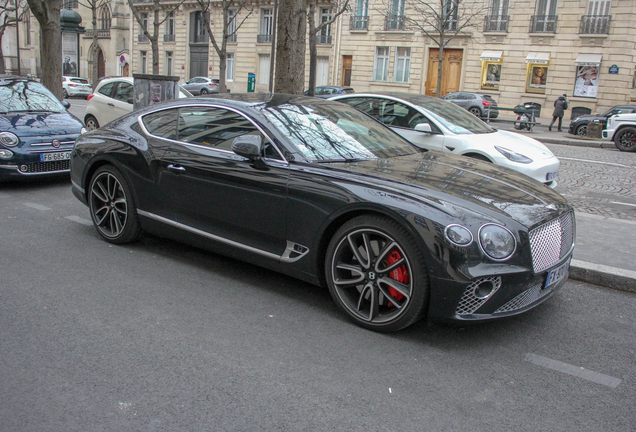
[488,114,636,294]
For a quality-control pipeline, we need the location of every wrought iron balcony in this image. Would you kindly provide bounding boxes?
[384,14,405,31]
[138,33,149,42]
[193,34,207,43]
[257,34,272,43]
[483,15,509,32]
[580,15,611,34]
[350,15,368,31]
[530,15,558,33]
[164,34,175,42]
[316,34,332,44]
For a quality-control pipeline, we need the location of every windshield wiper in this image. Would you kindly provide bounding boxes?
[316,157,371,163]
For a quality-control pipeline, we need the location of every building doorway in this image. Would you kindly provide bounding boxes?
[425,48,462,97]
[97,49,105,78]
[342,55,352,86]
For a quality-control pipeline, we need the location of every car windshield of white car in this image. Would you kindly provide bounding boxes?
[0,80,66,113]
[260,101,418,162]
[417,98,495,135]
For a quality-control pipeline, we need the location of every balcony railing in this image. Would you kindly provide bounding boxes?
[84,29,111,38]
[444,19,458,31]
[193,34,207,43]
[316,34,332,44]
[384,14,405,31]
[257,34,272,43]
[138,33,149,42]
[483,15,509,32]
[164,34,175,42]
[530,15,558,33]
[580,15,611,34]
[350,15,368,30]
[227,33,237,43]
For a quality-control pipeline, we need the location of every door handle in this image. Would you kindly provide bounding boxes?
[108,103,114,107]
[167,164,186,173]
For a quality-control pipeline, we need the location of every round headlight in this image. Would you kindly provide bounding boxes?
[445,224,473,246]
[0,132,19,147]
[0,149,13,159]
[479,224,516,261]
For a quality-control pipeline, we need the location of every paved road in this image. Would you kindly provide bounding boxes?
[1,177,636,431]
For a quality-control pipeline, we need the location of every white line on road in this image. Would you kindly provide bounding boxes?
[65,215,93,226]
[558,157,635,169]
[610,201,636,208]
[23,202,51,211]
[525,353,622,388]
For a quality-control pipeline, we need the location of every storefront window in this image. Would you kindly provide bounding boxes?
[481,62,502,90]
[526,64,548,94]
[573,65,600,98]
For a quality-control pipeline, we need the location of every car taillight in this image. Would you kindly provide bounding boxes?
[69,84,79,87]
[482,101,492,106]
[87,94,94,101]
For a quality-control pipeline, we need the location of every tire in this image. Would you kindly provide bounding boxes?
[325,215,429,332]
[469,107,482,117]
[200,88,208,95]
[466,154,492,163]
[575,124,587,137]
[85,115,99,131]
[88,165,143,244]
[63,89,68,99]
[614,126,636,152]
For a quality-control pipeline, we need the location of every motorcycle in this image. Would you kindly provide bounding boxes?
[513,102,539,131]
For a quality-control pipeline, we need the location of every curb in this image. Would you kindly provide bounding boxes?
[569,259,636,294]
[536,137,618,148]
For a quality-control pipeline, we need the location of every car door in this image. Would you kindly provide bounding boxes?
[182,78,200,94]
[109,81,134,121]
[159,105,290,257]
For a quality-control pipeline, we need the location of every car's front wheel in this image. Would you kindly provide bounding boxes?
[614,126,636,152]
[575,124,587,136]
[63,89,68,99]
[89,165,143,244]
[200,88,208,95]
[325,215,429,332]
[85,115,99,131]
[469,107,482,117]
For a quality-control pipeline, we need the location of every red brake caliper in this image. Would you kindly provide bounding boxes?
[386,249,408,307]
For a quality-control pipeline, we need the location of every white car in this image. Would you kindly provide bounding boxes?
[84,77,192,130]
[330,92,560,187]
[602,113,636,152]
[62,76,92,99]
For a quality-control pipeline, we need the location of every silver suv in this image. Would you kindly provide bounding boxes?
[442,92,499,118]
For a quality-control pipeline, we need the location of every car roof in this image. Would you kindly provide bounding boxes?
[331,91,439,104]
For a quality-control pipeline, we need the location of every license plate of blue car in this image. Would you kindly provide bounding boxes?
[40,151,71,162]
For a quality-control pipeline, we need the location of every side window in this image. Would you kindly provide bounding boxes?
[97,82,115,97]
[141,108,179,140]
[457,93,469,100]
[339,97,375,117]
[378,99,435,131]
[113,82,133,102]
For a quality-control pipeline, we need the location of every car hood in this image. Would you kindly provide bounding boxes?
[455,129,556,160]
[0,112,84,137]
[326,152,567,228]
[575,114,605,122]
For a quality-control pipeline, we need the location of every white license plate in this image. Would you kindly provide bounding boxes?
[547,171,559,181]
[545,258,570,289]
[40,151,71,162]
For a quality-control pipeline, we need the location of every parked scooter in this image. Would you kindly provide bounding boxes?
[513,102,539,131]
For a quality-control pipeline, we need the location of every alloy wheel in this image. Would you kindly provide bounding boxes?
[90,172,129,239]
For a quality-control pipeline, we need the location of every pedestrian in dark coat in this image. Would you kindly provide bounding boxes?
[549,94,568,132]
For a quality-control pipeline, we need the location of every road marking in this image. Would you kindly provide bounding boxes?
[610,201,636,208]
[558,157,635,169]
[65,215,93,226]
[23,202,51,211]
[525,353,621,388]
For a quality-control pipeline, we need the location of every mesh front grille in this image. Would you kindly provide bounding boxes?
[495,283,551,313]
[21,160,70,174]
[529,211,575,273]
[456,276,501,316]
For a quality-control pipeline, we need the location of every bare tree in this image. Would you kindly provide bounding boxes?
[127,0,184,74]
[26,0,63,98]
[196,0,252,93]
[274,0,306,94]
[306,0,348,96]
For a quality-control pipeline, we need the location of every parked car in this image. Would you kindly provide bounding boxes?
[329,92,560,188]
[305,86,355,98]
[62,76,93,99]
[568,105,636,137]
[70,93,574,332]
[0,76,86,181]
[602,112,636,152]
[442,92,499,118]
[84,77,193,130]
[181,77,220,95]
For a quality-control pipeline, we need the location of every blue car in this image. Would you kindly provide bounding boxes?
[0,76,86,181]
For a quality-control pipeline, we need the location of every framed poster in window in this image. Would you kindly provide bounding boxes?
[526,65,547,94]
[573,65,600,98]
[481,62,501,90]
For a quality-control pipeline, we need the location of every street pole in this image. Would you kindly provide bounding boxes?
[15,0,20,75]
[268,0,277,93]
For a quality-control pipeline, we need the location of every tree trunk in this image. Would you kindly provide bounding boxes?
[152,7,159,74]
[307,0,316,96]
[0,33,5,75]
[436,33,444,98]
[27,0,63,99]
[274,0,307,94]
[92,8,99,87]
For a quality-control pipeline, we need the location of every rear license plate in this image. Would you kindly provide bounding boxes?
[545,258,570,289]
[547,171,559,181]
[40,151,71,162]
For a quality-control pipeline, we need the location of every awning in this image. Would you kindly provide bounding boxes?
[575,53,602,66]
[480,50,503,62]
[526,52,551,64]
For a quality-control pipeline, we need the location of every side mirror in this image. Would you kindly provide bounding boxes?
[414,123,432,133]
[232,135,262,160]
[127,98,133,104]
[61,100,71,110]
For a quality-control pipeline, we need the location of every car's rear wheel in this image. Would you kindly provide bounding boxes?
[85,115,99,131]
[89,166,142,244]
[614,127,636,152]
[63,89,68,99]
[200,88,208,95]
[325,215,429,332]
[469,107,482,117]
[575,124,587,136]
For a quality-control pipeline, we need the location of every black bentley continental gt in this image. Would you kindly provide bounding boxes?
[70,93,575,332]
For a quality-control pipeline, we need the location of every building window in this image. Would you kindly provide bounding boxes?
[580,0,611,34]
[228,9,237,42]
[484,0,509,32]
[373,47,390,82]
[258,9,273,43]
[165,51,173,76]
[227,53,235,81]
[25,12,31,45]
[385,0,405,30]
[62,0,78,9]
[99,5,111,30]
[165,12,175,41]
[140,51,147,74]
[139,13,149,42]
[481,63,502,90]
[192,11,208,43]
[393,47,410,83]
[526,65,548,94]
[531,0,558,33]
[258,54,270,85]
[350,0,369,30]
[317,8,332,44]
[443,0,459,31]
[573,55,602,98]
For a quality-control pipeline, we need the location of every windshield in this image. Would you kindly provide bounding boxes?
[417,98,494,134]
[0,80,66,113]
[260,100,418,162]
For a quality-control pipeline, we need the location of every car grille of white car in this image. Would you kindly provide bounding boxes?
[529,210,575,273]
